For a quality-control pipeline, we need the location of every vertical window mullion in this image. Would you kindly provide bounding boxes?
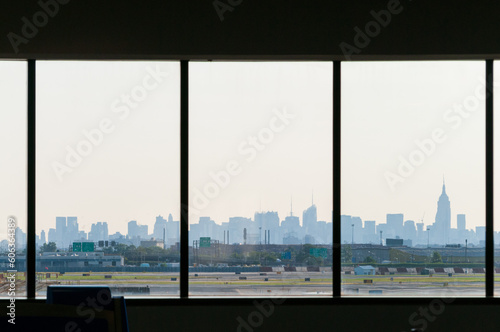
[180,60,189,298]
[486,59,494,297]
[333,61,341,297]
[27,59,36,299]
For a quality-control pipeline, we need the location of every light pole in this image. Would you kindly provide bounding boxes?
[427,227,431,248]
[465,239,468,263]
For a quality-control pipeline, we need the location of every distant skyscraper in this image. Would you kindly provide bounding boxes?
[386,214,404,239]
[224,216,253,244]
[88,222,109,241]
[351,216,362,243]
[138,224,148,239]
[302,204,317,235]
[165,217,179,246]
[77,230,87,240]
[363,220,377,243]
[15,227,26,250]
[476,226,486,244]
[40,230,46,245]
[48,228,56,245]
[403,220,417,242]
[457,214,466,231]
[190,217,219,243]
[66,216,79,243]
[153,215,167,241]
[281,215,301,243]
[128,220,139,238]
[255,211,280,244]
[55,216,67,249]
[341,215,353,244]
[434,180,451,244]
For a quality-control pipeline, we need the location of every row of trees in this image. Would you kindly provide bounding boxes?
[225,244,331,266]
[36,242,333,266]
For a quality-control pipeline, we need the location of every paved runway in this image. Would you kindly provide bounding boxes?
[4,271,494,297]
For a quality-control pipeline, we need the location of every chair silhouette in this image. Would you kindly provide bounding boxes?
[46,285,129,332]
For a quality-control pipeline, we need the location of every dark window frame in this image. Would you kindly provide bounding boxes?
[16,58,495,303]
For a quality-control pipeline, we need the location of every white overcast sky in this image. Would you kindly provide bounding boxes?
[1,60,498,240]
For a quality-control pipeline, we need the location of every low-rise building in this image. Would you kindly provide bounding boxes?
[354,265,376,275]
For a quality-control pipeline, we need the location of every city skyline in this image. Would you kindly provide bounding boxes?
[1,61,495,244]
[26,180,486,248]
[3,178,484,248]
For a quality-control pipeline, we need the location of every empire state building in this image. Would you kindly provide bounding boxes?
[434,180,451,244]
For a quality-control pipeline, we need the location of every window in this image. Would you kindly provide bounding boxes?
[341,61,485,296]
[189,62,333,296]
[35,61,180,297]
[0,59,497,300]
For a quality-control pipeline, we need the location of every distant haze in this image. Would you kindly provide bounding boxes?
[0,61,496,240]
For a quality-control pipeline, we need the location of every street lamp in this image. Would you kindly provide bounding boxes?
[427,227,431,248]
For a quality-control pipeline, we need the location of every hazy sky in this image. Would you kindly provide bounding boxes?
[0,61,26,241]
[342,61,486,230]
[36,61,180,236]
[189,62,333,225]
[3,61,333,237]
[1,60,499,241]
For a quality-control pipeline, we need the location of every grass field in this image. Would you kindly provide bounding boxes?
[4,271,500,296]
[342,274,496,284]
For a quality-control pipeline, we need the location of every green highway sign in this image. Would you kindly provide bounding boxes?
[73,242,82,252]
[82,242,94,252]
[310,248,328,258]
[200,237,211,247]
[281,252,291,260]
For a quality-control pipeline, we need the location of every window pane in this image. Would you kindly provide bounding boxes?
[189,62,333,297]
[342,61,485,296]
[36,61,180,297]
[0,61,27,298]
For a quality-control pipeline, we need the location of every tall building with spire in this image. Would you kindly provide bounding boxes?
[303,191,318,237]
[433,179,451,244]
[303,204,317,233]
